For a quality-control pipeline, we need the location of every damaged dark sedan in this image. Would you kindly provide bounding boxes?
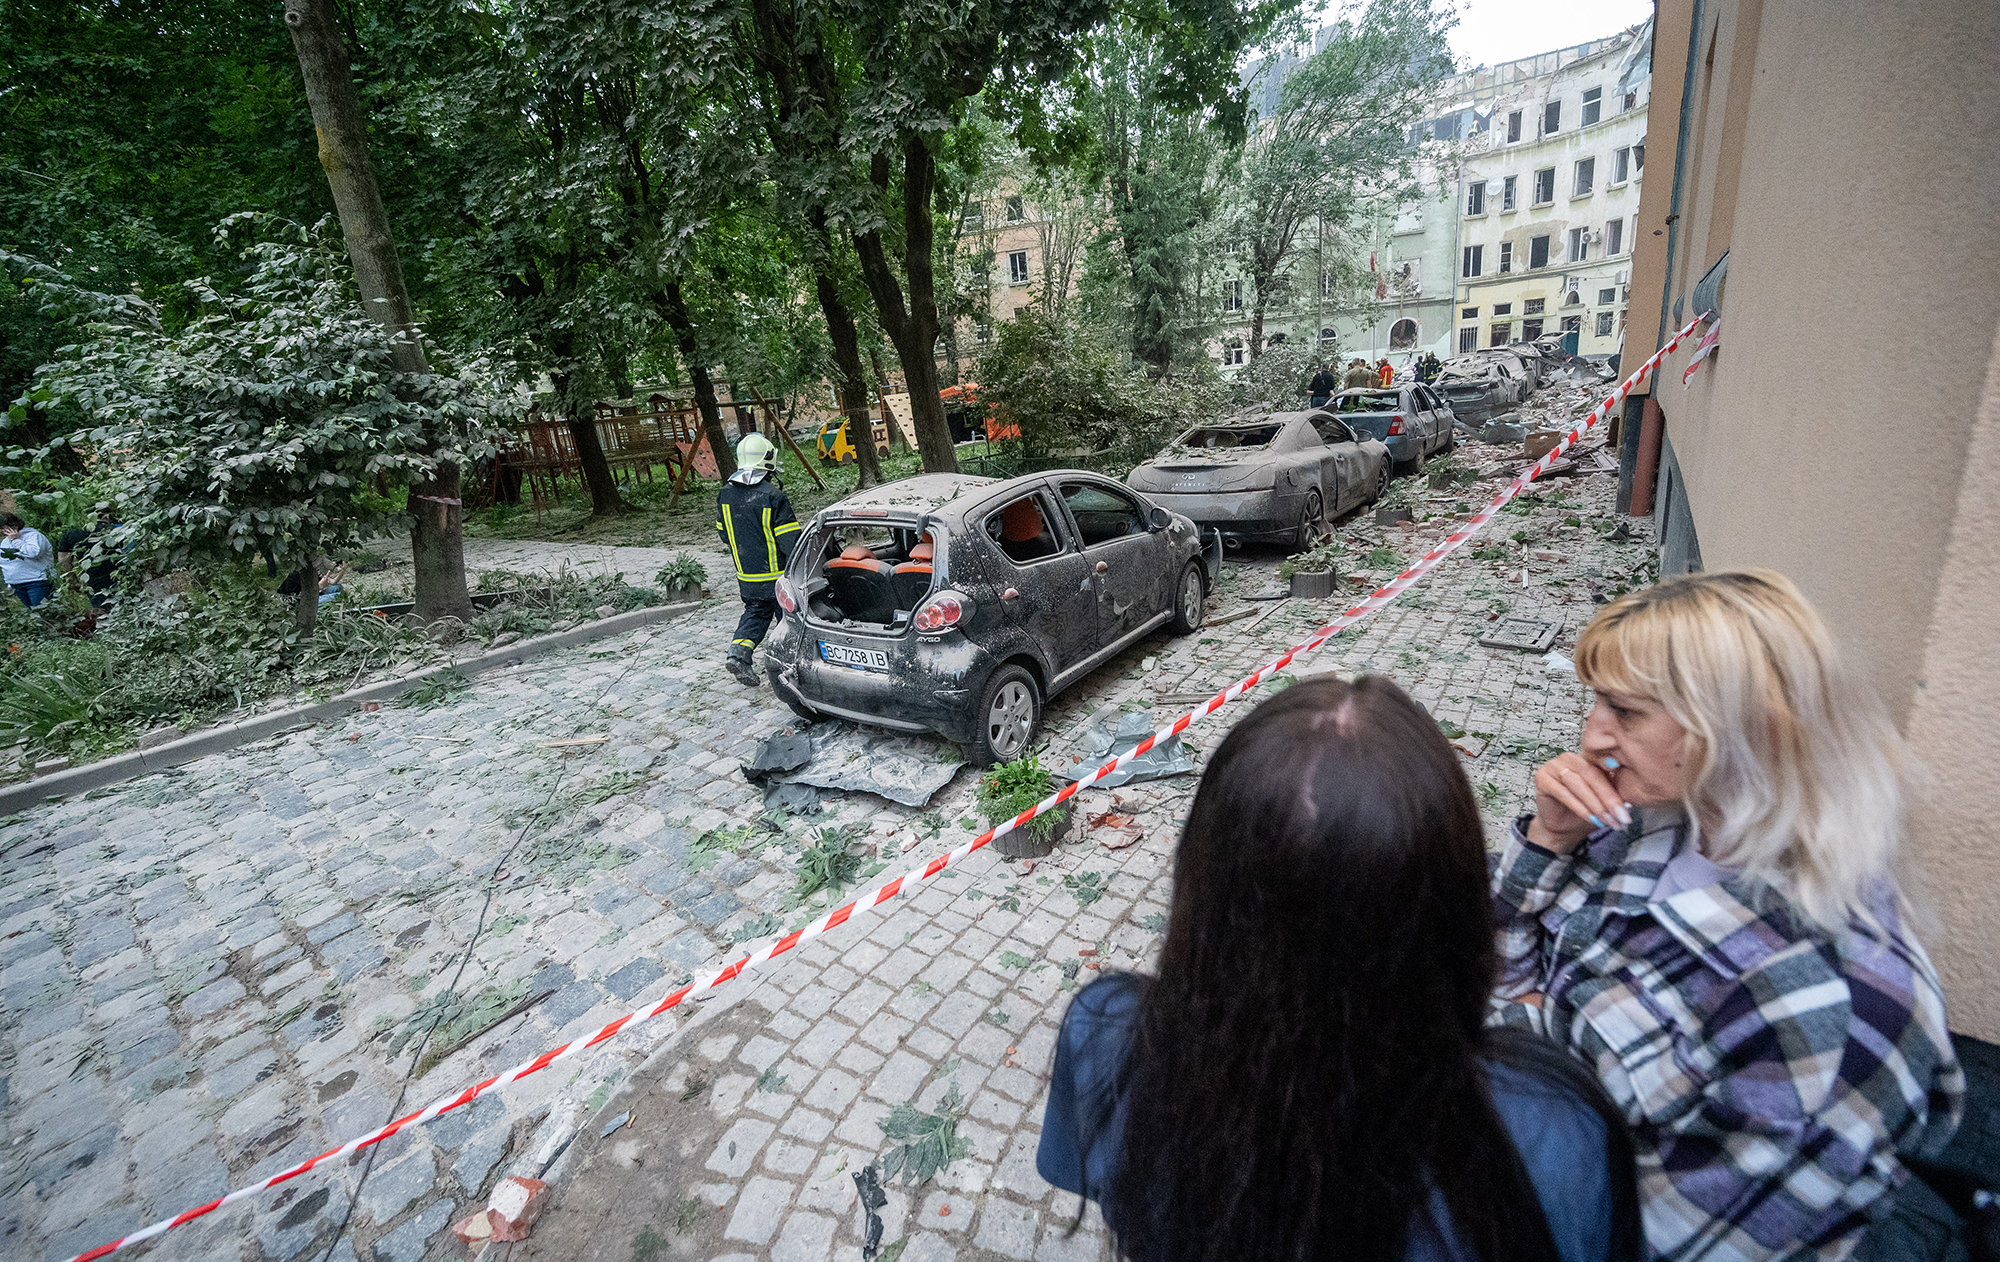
[1122,410,1391,549]
[762,473,1220,764]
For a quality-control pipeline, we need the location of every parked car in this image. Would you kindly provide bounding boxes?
[1478,345,1547,392]
[1436,360,1516,424]
[1326,386,1455,474]
[1123,410,1392,550]
[763,472,1220,764]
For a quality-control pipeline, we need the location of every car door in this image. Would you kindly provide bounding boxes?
[1414,386,1445,454]
[1057,478,1168,646]
[980,487,1099,681]
[1311,416,1364,510]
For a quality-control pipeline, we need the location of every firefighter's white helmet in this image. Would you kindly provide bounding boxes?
[735,432,779,474]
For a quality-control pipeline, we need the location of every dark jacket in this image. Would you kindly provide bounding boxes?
[715,473,801,584]
[1308,370,1337,397]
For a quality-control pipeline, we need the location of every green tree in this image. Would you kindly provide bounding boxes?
[19,220,503,636]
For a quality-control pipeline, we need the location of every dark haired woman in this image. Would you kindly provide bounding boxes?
[1037,676,1641,1262]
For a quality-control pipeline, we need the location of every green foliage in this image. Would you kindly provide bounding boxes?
[397,668,472,710]
[975,753,1066,843]
[877,1085,971,1187]
[792,826,863,905]
[1063,870,1107,906]
[654,554,707,591]
[1279,539,1342,580]
[0,641,113,753]
[465,570,669,647]
[1363,546,1404,570]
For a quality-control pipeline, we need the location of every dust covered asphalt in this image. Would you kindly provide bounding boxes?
[0,427,1655,1261]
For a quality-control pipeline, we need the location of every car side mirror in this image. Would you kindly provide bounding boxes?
[1148,505,1170,532]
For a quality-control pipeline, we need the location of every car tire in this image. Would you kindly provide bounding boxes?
[1169,562,1206,635]
[1370,461,1391,504]
[970,664,1040,767]
[1293,489,1323,552]
[1397,446,1425,478]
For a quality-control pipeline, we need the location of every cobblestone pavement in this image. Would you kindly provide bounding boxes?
[0,440,1654,1262]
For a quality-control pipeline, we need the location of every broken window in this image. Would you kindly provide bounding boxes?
[1634,140,1646,170]
[986,495,1063,565]
[1490,322,1512,347]
[1574,157,1595,197]
[1223,279,1243,311]
[1542,100,1560,135]
[1466,182,1486,216]
[1221,338,1245,366]
[1529,235,1550,269]
[975,322,992,344]
[1561,315,1582,334]
[1390,318,1418,349]
[1596,311,1616,337]
[1060,483,1145,547]
[1522,317,1544,341]
[1507,110,1523,143]
[1624,88,1639,111]
[961,204,984,230]
[1582,87,1602,126]
[1597,286,1616,305]
[1499,241,1514,273]
[1319,327,1337,345]
[1335,392,1402,414]
[1533,168,1555,205]
[1492,302,1512,316]
[1461,244,1483,278]
[1502,175,1518,210]
[1458,326,1479,353]
[1568,227,1588,262]
[1461,306,1479,319]
[1005,195,1025,222]
[1606,218,1624,255]
[1613,146,1631,183]
[1008,251,1030,283]
[1524,297,1545,314]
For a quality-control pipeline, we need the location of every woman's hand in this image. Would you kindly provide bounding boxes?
[1526,752,1630,853]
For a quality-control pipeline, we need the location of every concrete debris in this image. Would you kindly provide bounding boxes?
[452,1175,550,1245]
[1049,705,1197,788]
[1479,617,1561,653]
[598,1110,633,1139]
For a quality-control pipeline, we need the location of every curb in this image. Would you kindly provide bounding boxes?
[0,598,709,814]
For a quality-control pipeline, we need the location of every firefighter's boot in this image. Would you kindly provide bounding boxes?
[725,643,760,686]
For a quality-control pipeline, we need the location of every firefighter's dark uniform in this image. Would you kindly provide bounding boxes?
[715,470,801,675]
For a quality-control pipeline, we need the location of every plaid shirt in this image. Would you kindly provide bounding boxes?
[1491,808,1963,1261]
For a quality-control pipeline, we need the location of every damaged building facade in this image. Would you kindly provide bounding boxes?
[1624,0,2000,1039]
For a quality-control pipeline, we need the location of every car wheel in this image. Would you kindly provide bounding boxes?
[1293,488,1323,551]
[1397,446,1425,478]
[1370,462,1391,504]
[972,665,1040,766]
[1169,562,1205,635]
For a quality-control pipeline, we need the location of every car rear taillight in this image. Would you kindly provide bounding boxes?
[913,591,970,633]
[1386,414,1406,435]
[774,576,797,613]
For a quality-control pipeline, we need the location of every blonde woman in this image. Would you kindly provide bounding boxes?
[1492,570,1964,1260]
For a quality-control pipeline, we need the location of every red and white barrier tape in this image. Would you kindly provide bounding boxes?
[64,317,1705,1262]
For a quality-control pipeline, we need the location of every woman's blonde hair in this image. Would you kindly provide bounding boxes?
[1574,569,1910,936]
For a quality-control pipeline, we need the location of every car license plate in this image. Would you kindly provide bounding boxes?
[819,641,889,672]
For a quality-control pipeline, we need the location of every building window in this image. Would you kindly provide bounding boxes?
[1490,322,1512,347]
[1005,195,1025,223]
[1561,315,1583,334]
[1222,339,1246,367]
[1613,146,1631,183]
[1623,88,1639,111]
[1499,241,1514,273]
[1529,235,1550,269]
[1573,157,1595,197]
[1466,182,1486,216]
[1582,87,1602,127]
[1008,250,1030,283]
[1532,168,1555,205]
[1222,279,1243,311]
[1224,238,1241,255]
[975,322,992,344]
[1506,110,1523,143]
[1461,244,1483,278]
[1542,100,1560,135]
[1597,286,1616,305]
[1459,326,1479,353]
[1389,318,1418,349]
[1461,306,1479,319]
[1522,317,1544,341]
[1524,297,1545,315]
[1606,218,1624,255]
[1319,327,1337,346]
[1319,271,1334,298]
[1492,302,1512,316]
[961,204,984,230]
[1634,140,1646,170]
[1502,175,1517,210]
[1568,227,1588,262]
[1595,311,1616,337]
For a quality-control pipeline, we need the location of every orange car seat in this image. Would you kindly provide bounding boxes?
[825,543,898,623]
[998,499,1058,562]
[892,536,935,610]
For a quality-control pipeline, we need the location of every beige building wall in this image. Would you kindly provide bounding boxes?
[1628,0,2000,1038]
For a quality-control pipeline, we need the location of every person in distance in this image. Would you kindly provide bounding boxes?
[1038,675,1641,1262]
[1497,570,1963,1260]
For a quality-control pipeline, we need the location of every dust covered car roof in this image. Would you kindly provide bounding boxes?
[825,473,1000,515]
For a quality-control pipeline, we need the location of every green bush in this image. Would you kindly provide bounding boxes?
[974,753,1065,843]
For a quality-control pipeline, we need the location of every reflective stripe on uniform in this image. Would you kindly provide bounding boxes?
[773,521,800,536]
[721,510,782,581]
[761,508,779,570]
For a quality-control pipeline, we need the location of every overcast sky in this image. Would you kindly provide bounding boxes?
[1447,0,1654,67]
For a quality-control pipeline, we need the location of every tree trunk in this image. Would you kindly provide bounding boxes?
[293,552,319,637]
[850,142,956,474]
[550,373,625,517]
[283,0,473,627]
[660,281,737,480]
[812,267,880,489]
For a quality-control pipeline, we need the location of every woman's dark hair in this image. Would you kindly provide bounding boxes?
[0,513,22,529]
[1094,675,1636,1262]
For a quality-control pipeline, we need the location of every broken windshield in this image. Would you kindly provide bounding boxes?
[1175,424,1282,449]
[1335,392,1401,414]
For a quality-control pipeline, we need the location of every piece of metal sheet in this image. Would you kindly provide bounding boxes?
[771,720,965,807]
[1479,617,1561,653]
[1049,705,1197,788]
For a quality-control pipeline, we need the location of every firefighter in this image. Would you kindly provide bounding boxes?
[715,433,801,686]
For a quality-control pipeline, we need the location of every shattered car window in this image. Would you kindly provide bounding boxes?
[1176,424,1282,448]
[985,494,1063,565]
[1059,483,1144,547]
[1336,391,1402,414]
[1310,416,1359,444]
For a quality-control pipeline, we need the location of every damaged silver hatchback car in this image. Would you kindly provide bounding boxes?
[1123,409,1392,549]
[762,473,1221,764]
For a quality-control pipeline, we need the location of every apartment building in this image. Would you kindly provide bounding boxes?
[1447,25,1651,358]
